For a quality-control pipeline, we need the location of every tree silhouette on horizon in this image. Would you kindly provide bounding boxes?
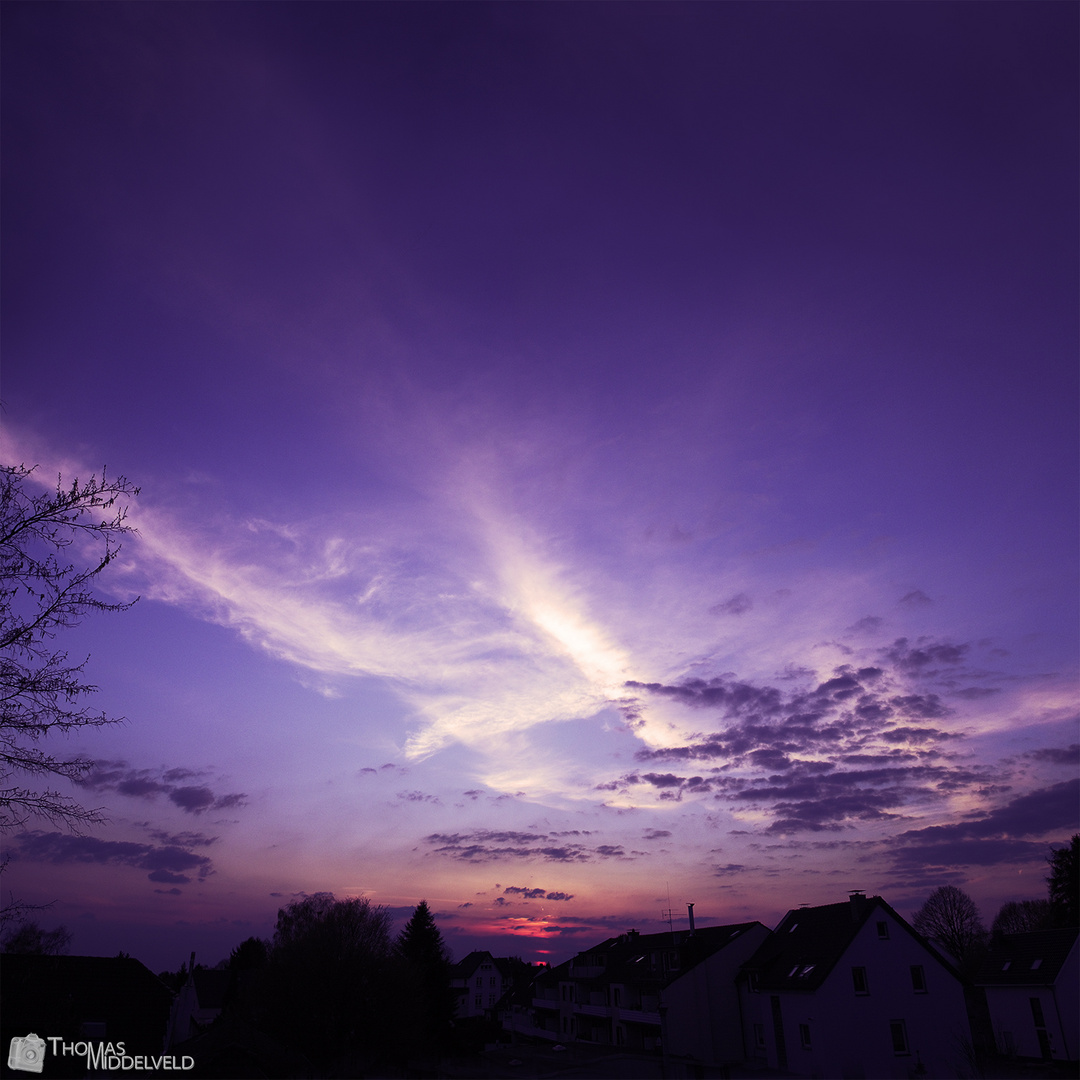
[397,900,455,1053]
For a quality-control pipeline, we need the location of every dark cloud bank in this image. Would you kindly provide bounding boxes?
[604,640,1078,874]
[76,760,247,816]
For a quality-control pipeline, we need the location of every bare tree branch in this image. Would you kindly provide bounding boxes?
[0,463,139,832]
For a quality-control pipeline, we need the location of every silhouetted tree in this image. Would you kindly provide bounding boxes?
[912,885,987,971]
[991,899,1055,940]
[243,893,400,1073]
[228,935,269,970]
[1,463,139,834]
[396,900,454,1052]
[1,918,72,954]
[1047,835,1079,926]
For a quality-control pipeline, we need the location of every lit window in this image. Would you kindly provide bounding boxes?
[852,966,869,995]
[799,1024,812,1050]
[876,921,889,939]
[890,1020,909,1055]
[910,965,926,993]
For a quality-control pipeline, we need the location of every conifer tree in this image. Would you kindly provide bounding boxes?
[397,900,454,1050]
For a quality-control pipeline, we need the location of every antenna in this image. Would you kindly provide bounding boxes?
[662,881,676,934]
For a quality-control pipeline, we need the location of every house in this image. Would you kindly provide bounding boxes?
[449,950,513,1018]
[166,956,235,1048]
[0,954,173,1070]
[738,892,972,1079]
[974,926,1079,1064]
[525,911,770,1073]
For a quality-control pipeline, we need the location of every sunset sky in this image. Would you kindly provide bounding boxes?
[2,2,1077,974]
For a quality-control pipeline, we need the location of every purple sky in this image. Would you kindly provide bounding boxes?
[2,2,1077,973]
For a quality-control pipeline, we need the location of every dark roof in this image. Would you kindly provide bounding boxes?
[449,950,496,979]
[537,922,763,991]
[0,954,173,1055]
[975,927,1079,987]
[742,895,960,993]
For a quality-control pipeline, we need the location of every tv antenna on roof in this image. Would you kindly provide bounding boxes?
[662,881,676,934]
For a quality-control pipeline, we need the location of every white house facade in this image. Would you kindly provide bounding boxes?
[739,893,972,1079]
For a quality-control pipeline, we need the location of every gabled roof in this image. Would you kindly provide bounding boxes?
[975,927,1079,987]
[2,953,173,1007]
[742,895,960,993]
[537,922,763,991]
[449,950,497,980]
[1,954,173,1051]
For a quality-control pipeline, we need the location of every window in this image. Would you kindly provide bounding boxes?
[788,922,799,933]
[889,1020,909,1055]
[488,995,495,1005]
[475,996,482,1007]
[852,966,869,994]
[910,965,927,993]
[799,1024,812,1050]
[1031,958,1043,970]
[476,976,483,987]
[1002,961,1012,971]
[1030,998,1046,1027]
[613,987,622,1006]
[747,972,760,993]
[490,977,497,985]
[876,921,889,939]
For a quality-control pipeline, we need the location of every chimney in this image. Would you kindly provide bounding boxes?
[849,890,866,921]
[627,928,639,940]
[687,903,696,934]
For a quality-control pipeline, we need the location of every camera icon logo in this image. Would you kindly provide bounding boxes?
[8,1034,47,1074]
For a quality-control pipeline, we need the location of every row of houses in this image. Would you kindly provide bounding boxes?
[2,896,1074,1078]
[481,893,1078,1080]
